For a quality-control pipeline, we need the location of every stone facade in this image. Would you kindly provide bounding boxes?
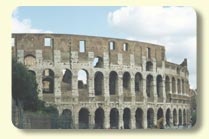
[12,33,191,129]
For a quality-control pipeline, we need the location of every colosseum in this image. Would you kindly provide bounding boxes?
[12,33,192,129]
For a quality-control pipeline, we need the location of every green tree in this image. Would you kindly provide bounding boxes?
[12,59,43,111]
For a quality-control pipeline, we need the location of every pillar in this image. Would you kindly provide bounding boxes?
[143,109,147,129]
[142,78,147,103]
[153,76,157,103]
[162,78,166,103]
[119,109,123,129]
[89,109,95,129]
[104,108,110,129]
[131,110,136,129]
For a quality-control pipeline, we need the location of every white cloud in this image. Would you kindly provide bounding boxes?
[108,6,196,89]
[12,8,52,33]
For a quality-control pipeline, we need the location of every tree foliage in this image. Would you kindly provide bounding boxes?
[12,59,46,111]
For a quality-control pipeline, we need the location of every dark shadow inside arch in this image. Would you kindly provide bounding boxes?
[94,108,104,129]
[123,108,131,129]
[110,108,119,129]
[60,109,73,129]
[79,108,89,129]
[135,108,143,129]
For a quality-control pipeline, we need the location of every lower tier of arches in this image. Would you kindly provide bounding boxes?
[54,103,191,129]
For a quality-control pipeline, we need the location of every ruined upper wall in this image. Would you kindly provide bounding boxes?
[12,33,166,66]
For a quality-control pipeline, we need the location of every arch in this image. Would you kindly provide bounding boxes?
[156,75,163,98]
[147,108,154,128]
[109,71,118,95]
[94,107,104,129]
[183,109,186,125]
[146,75,153,98]
[79,108,89,129]
[123,108,131,129]
[78,69,88,89]
[179,109,183,126]
[42,69,54,93]
[28,70,36,77]
[135,108,143,129]
[123,72,131,90]
[172,77,176,94]
[165,76,171,102]
[60,109,73,129]
[135,72,143,93]
[166,108,171,126]
[24,54,36,66]
[177,79,181,94]
[182,79,185,94]
[173,109,177,126]
[109,41,115,50]
[93,56,103,68]
[146,61,153,71]
[62,69,72,90]
[157,108,164,129]
[94,71,104,96]
[110,108,119,129]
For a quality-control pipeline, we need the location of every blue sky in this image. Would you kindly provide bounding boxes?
[12,6,196,89]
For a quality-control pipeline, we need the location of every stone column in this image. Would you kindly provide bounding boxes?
[176,109,179,126]
[89,109,95,129]
[163,109,166,127]
[162,78,166,103]
[170,110,173,127]
[131,110,136,129]
[153,76,157,103]
[169,79,172,94]
[36,50,43,99]
[142,78,147,103]
[143,109,147,129]
[73,109,79,129]
[88,72,95,98]
[104,108,110,129]
[36,69,43,99]
[130,75,135,104]
[72,74,78,102]
[119,109,123,129]
[175,79,178,94]
[118,74,123,103]
[180,80,182,95]
[54,72,62,103]
[153,109,157,127]
[104,75,110,102]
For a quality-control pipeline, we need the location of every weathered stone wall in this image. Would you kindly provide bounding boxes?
[12,33,192,129]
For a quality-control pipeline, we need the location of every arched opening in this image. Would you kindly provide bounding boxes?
[79,108,89,129]
[165,76,171,102]
[28,70,36,77]
[42,69,54,93]
[61,69,72,91]
[110,108,119,129]
[182,79,185,94]
[146,75,153,98]
[24,54,36,66]
[123,72,131,101]
[177,79,181,94]
[78,69,88,101]
[147,108,154,128]
[78,69,88,89]
[123,108,131,129]
[123,72,131,90]
[135,108,143,129]
[135,72,143,93]
[109,71,118,95]
[93,56,103,68]
[60,109,73,129]
[173,109,177,126]
[179,109,182,126]
[146,61,153,71]
[157,75,163,98]
[166,109,171,127]
[172,77,176,94]
[183,109,186,125]
[94,72,104,96]
[177,67,180,74]
[94,107,104,129]
[157,108,164,129]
